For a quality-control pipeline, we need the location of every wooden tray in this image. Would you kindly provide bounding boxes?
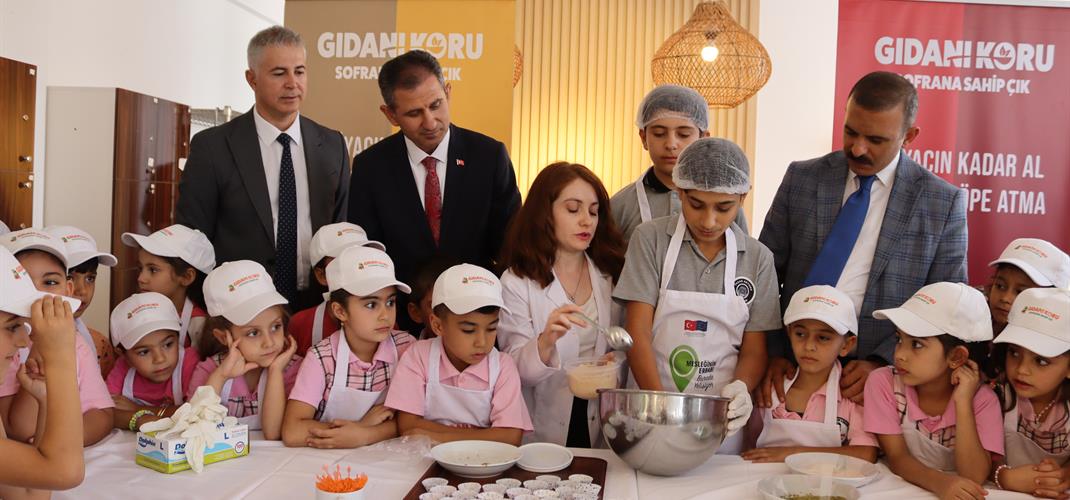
[402,456,608,499]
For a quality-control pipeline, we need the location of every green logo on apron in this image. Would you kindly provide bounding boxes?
[669,345,698,391]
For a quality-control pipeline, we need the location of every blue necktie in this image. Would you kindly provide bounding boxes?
[804,175,877,286]
[275,133,298,303]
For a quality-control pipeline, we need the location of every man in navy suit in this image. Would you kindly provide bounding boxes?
[347,50,521,331]
[758,71,968,406]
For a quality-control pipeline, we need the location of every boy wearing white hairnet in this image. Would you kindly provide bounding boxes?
[613,137,781,454]
[610,85,747,244]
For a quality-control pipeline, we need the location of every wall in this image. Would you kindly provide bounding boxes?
[0,0,285,228]
[750,0,839,236]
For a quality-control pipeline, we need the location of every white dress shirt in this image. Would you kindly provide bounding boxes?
[404,129,450,208]
[252,108,312,290]
[836,152,899,316]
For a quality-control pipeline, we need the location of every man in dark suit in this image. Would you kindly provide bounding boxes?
[177,26,350,309]
[348,50,521,331]
[758,71,968,405]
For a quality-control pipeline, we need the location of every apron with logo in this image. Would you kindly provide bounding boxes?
[757,362,843,448]
[423,337,499,428]
[320,330,397,422]
[648,215,750,453]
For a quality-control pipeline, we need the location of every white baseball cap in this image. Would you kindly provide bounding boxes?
[326,246,410,299]
[784,285,858,335]
[993,288,1070,357]
[431,264,510,315]
[874,282,993,342]
[0,246,80,318]
[203,260,288,325]
[1,228,70,270]
[45,225,117,268]
[0,220,9,235]
[310,222,385,267]
[989,238,1070,289]
[110,292,181,349]
[121,224,216,275]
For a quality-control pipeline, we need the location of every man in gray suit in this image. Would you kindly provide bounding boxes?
[177,26,350,309]
[757,71,967,406]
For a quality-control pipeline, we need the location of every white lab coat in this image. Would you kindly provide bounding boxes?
[498,254,622,446]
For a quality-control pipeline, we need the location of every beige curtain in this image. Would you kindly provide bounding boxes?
[511,0,760,222]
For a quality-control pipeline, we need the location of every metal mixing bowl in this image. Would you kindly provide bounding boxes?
[598,388,730,476]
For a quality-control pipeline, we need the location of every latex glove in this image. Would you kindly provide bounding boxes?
[137,385,234,472]
[720,380,753,437]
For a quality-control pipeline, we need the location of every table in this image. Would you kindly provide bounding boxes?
[635,455,1038,500]
[54,430,640,500]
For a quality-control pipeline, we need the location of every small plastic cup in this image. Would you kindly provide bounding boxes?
[565,356,622,400]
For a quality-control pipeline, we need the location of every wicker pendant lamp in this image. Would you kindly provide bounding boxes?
[652,1,772,108]
[513,44,523,87]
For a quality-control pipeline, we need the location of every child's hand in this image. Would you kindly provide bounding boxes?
[1031,459,1070,499]
[306,420,368,449]
[268,335,298,374]
[358,405,394,426]
[216,335,258,380]
[740,447,797,463]
[937,475,986,500]
[16,363,47,402]
[29,295,76,356]
[951,360,981,404]
[111,395,140,412]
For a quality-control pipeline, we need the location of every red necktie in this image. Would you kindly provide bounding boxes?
[422,156,442,244]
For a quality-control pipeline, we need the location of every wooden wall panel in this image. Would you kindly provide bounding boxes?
[511,0,761,222]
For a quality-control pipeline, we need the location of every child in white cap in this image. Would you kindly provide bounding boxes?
[863,282,1002,499]
[0,229,114,446]
[989,288,1070,497]
[0,246,87,494]
[743,285,878,463]
[987,238,1070,335]
[612,137,781,454]
[106,292,201,432]
[289,222,385,356]
[283,246,415,448]
[46,224,119,378]
[122,224,216,349]
[189,260,300,440]
[386,264,533,445]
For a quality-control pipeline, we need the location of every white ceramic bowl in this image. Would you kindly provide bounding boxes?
[785,452,880,487]
[517,443,574,473]
[430,440,521,478]
[757,474,860,500]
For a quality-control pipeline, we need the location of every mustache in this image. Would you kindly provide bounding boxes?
[846,151,872,165]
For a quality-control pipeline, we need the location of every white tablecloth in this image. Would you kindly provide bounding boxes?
[54,430,639,500]
[635,455,1038,500]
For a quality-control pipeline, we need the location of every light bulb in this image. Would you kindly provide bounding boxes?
[701,45,719,62]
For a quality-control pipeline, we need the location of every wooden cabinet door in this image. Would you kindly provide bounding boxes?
[0,57,36,228]
[0,170,33,230]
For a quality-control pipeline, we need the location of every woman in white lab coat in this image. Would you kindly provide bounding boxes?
[498,162,627,447]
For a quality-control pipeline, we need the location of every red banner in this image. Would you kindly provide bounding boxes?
[834,0,1070,285]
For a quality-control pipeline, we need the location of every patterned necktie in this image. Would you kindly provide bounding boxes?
[422,156,442,245]
[804,175,877,287]
[275,133,298,302]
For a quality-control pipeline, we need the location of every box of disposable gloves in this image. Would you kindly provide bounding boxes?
[134,386,250,474]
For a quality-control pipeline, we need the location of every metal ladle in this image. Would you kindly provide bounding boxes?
[573,312,634,351]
